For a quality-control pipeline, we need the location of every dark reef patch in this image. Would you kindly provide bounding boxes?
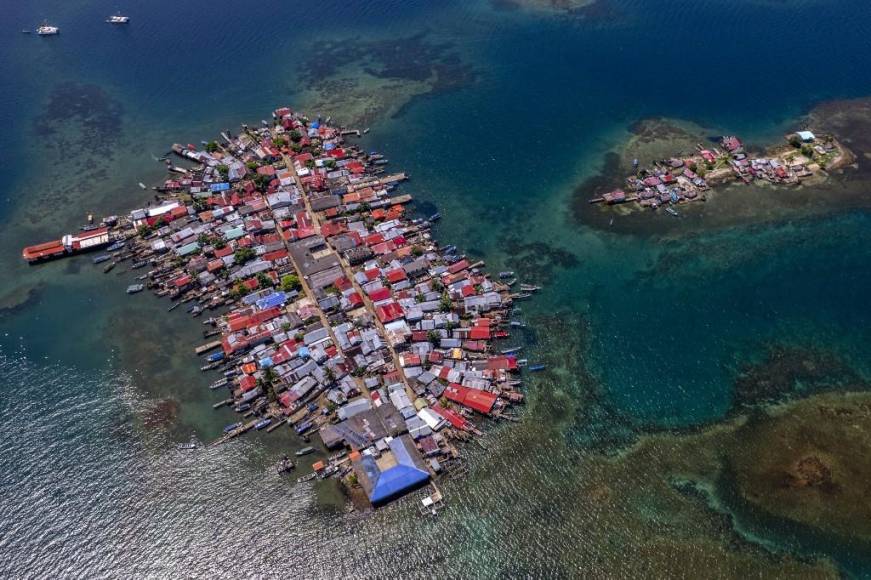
[500,236,581,286]
[526,310,637,449]
[297,32,476,126]
[141,398,181,430]
[732,345,865,411]
[0,284,44,319]
[33,81,123,156]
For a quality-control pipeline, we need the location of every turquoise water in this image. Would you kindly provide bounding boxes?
[2,0,871,576]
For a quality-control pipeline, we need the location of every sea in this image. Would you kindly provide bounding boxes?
[1,0,870,577]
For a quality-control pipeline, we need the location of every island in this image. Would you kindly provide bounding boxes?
[21,107,536,510]
[589,130,854,216]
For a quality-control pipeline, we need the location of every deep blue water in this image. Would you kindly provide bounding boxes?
[1,0,871,576]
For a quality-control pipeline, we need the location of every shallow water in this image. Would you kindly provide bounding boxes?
[2,0,871,576]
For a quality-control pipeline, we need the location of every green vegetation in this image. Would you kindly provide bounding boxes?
[281,274,301,292]
[205,141,220,153]
[234,247,256,265]
[801,144,815,159]
[789,135,803,148]
[260,366,277,403]
[256,272,273,288]
[411,245,424,257]
[439,292,452,312]
[273,136,288,149]
[230,280,250,299]
[289,130,302,143]
[427,330,441,345]
[246,161,259,171]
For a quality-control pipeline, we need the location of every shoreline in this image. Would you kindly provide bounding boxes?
[21,107,537,511]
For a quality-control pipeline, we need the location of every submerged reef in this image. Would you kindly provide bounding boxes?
[294,33,475,127]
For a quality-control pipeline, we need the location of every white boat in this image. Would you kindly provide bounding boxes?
[37,23,60,36]
[106,14,130,24]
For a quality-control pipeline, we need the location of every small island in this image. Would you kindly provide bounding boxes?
[589,130,854,215]
[21,108,536,511]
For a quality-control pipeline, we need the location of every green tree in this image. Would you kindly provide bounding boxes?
[256,272,272,288]
[260,366,277,403]
[217,165,229,179]
[427,330,441,345]
[234,247,256,265]
[281,274,301,292]
[205,141,219,153]
[439,292,452,312]
[289,130,302,143]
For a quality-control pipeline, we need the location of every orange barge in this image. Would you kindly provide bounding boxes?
[22,227,111,264]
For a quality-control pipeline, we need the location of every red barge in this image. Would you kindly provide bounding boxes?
[22,227,111,264]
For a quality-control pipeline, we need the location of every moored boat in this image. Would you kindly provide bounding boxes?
[223,422,241,433]
[255,419,272,430]
[295,446,315,457]
[92,254,111,264]
[126,284,144,294]
[106,13,130,24]
[36,22,60,36]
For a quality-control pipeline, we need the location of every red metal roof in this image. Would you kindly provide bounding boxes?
[444,384,497,415]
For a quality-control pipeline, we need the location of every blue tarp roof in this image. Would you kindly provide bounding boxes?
[210,182,231,192]
[310,121,320,129]
[259,356,273,368]
[360,437,430,505]
[256,291,288,310]
[324,142,336,151]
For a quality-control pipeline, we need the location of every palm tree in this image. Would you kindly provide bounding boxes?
[261,367,278,403]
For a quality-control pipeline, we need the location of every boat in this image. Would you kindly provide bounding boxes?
[106,240,125,252]
[528,364,546,372]
[92,254,111,264]
[36,23,60,36]
[209,378,229,390]
[21,30,31,34]
[103,262,116,273]
[23,227,111,264]
[177,436,198,450]
[106,13,130,24]
[235,403,251,412]
[509,320,526,328]
[296,472,317,483]
[501,346,523,355]
[518,284,540,292]
[206,351,224,363]
[138,182,147,189]
[428,212,441,222]
[295,446,315,457]
[512,292,532,300]
[126,284,144,294]
[255,419,272,430]
[498,271,515,279]
[277,458,295,474]
[294,420,313,434]
[665,207,680,217]
[80,224,100,232]
[223,422,241,433]
[131,260,148,269]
